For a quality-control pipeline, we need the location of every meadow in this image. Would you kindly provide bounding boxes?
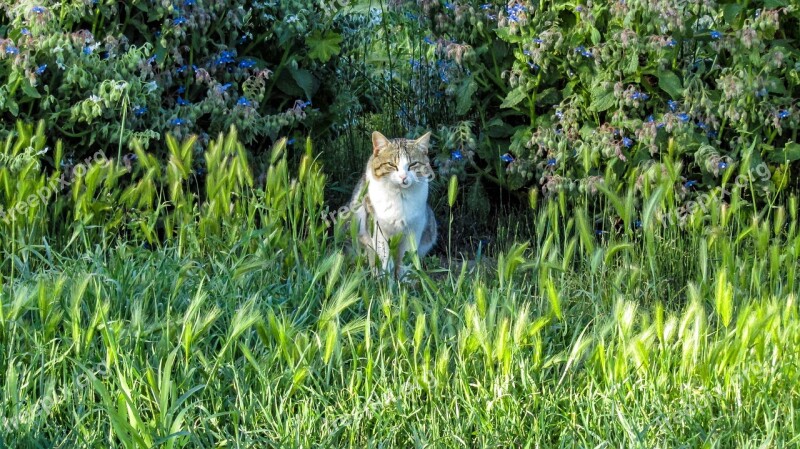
[2,0,800,447]
[0,128,799,447]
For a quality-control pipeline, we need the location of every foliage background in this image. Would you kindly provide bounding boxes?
[3,1,800,447]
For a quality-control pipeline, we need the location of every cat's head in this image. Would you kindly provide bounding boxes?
[370,131,435,189]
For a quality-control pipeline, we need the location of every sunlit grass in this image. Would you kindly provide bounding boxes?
[1,130,799,447]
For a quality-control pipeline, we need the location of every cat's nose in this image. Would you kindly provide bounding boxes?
[399,173,408,183]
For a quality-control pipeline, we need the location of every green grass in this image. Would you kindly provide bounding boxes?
[2,132,800,448]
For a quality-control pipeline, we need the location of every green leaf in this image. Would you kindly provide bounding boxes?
[495,26,523,44]
[589,85,614,112]
[589,27,601,46]
[768,142,800,163]
[722,4,743,25]
[7,99,19,117]
[455,76,478,115]
[500,87,527,109]
[766,77,788,95]
[22,82,41,99]
[658,71,683,99]
[486,117,514,138]
[290,67,315,99]
[624,52,639,75]
[535,87,561,106]
[306,31,342,63]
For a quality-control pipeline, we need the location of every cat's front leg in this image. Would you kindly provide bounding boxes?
[372,227,393,277]
[393,233,419,280]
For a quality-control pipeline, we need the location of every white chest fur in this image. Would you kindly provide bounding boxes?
[367,174,428,237]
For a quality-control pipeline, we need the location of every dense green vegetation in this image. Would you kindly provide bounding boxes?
[2,0,800,447]
[2,125,800,447]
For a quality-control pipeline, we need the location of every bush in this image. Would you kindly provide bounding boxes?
[339,1,799,229]
[0,0,347,160]
[491,0,799,199]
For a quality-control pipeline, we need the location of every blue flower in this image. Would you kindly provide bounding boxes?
[547,158,557,166]
[238,59,256,69]
[287,138,296,145]
[236,97,252,107]
[35,64,47,75]
[506,3,526,22]
[666,38,677,47]
[176,65,187,73]
[147,55,156,64]
[778,110,790,119]
[215,50,236,65]
[133,106,147,116]
[184,0,195,5]
[684,180,698,187]
[217,83,232,92]
[647,115,655,122]
[501,153,514,163]
[405,12,418,20]
[667,100,678,112]
[177,97,190,106]
[83,46,93,55]
[170,118,186,126]
[555,110,564,120]
[451,150,463,161]
[445,2,455,10]
[528,62,540,70]
[440,72,450,83]
[707,130,718,138]
[480,3,492,10]
[31,6,46,14]
[533,37,543,44]
[631,91,649,101]
[710,30,721,39]
[424,36,435,45]
[5,46,19,55]
[622,137,633,148]
[634,220,642,229]
[177,86,186,94]
[677,113,690,122]
[173,16,187,26]
[298,100,311,108]
[21,28,31,36]
[409,58,421,69]
[718,161,728,170]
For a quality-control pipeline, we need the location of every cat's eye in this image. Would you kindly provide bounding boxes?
[383,162,397,170]
[408,162,420,169]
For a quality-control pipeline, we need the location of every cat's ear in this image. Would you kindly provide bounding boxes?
[415,132,432,153]
[372,131,390,156]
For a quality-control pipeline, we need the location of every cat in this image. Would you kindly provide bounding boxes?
[348,131,437,279]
